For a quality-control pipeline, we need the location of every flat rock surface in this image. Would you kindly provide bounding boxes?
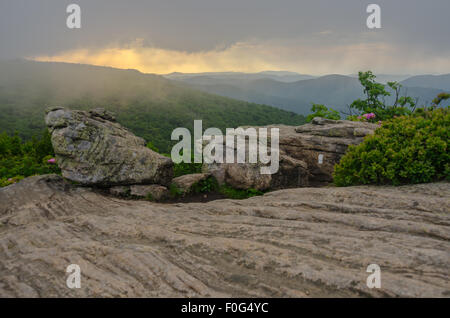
[0,175,449,297]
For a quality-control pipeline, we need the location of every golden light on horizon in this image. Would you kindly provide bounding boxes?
[32,42,279,74]
[31,40,450,75]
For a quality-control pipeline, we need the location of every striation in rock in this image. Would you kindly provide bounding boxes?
[0,175,448,297]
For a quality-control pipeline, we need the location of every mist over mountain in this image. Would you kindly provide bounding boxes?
[164,71,315,83]
[400,74,450,91]
[348,74,412,84]
[0,60,305,152]
[1,59,447,153]
[168,72,447,115]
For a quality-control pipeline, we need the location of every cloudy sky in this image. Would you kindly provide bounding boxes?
[1,0,449,75]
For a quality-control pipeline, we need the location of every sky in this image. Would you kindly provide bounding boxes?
[1,0,449,75]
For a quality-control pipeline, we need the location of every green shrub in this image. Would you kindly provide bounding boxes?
[219,184,264,199]
[146,141,159,153]
[0,130,60,187]
[306,104,341,122]
[0,175,25,187]
[191,176,219,194]
[171,150,203,177]
[334,108,450,186]
[169,183,184,197]
[173,161,203,178]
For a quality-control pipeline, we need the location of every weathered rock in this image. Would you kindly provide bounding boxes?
[109,185,130,197]
[109,184,169,200]
[130,184,169,200]
[0,175,448,297]
[205,118,378,190]
[289,117,378,184]
[172,173,211,194]
[45,107,173,186]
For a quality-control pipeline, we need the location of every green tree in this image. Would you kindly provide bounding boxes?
[306,104,341,122]
[350,71,415,120]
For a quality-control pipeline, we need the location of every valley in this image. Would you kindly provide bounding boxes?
[0,60,306,153]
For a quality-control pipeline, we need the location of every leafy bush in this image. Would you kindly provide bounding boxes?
[191,176,219,194]
[168,176,264,200]
[349,71,416,121]
[169,183,184,197]
[173,161,203,178]
[0,175,25,187]
[218,184,264,199]
[334,108,449,186]
[0,130,60,187]
[146,141,159,153]
[306,104,341,122]
[172,150,203,177]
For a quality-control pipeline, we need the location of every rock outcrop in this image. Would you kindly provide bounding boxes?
[108,184,169,200]
[130,184,169,200]
[0,175,448,297]
[45,107,173,187]
[205,118,378,190]
[172,173,211,194]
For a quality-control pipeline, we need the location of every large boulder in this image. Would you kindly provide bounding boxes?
[45,107,173,186]
[205,117,378,190]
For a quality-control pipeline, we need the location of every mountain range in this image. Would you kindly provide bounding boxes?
[0,60,306,153]
[1,60,448,153]
[165,71,316,83]
[164,72,449,115]
[400,74,450,91]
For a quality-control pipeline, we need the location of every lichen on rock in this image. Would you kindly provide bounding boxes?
[46,107,173,187]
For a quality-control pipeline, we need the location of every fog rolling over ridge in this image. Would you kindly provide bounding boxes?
[165,72,449,115]
[164,71,316,83]
[0,60,306,153]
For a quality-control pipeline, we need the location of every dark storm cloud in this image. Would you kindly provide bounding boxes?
[1,0,449,74]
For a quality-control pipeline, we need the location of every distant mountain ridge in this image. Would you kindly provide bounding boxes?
[348,74,412,84]
[400,74,450,91]
[164,71,316,83]
[167,72,449,114]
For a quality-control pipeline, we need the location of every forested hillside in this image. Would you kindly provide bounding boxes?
[0,60,305,153]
